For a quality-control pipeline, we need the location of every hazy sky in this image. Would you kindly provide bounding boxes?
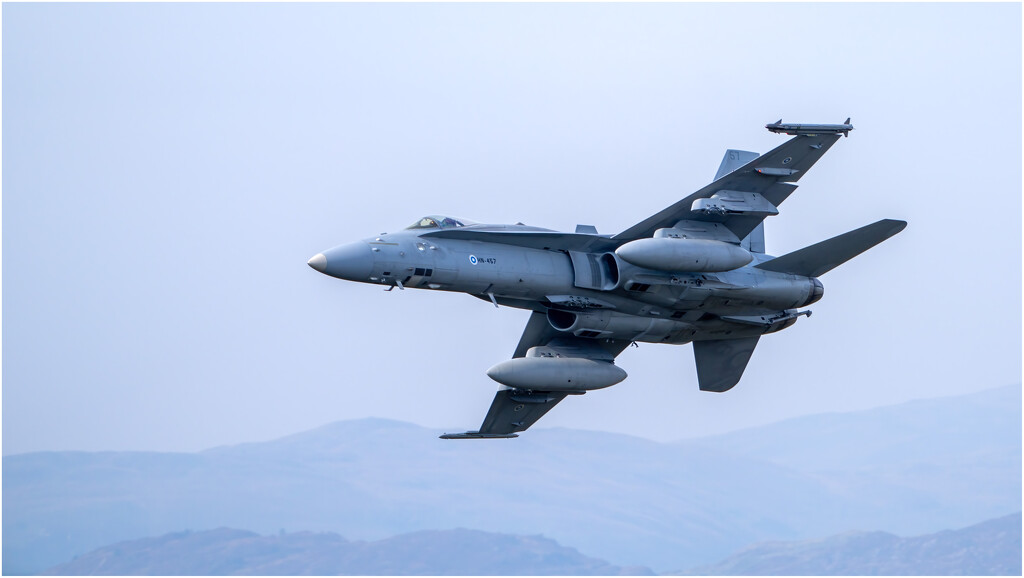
[3,3,1021,455]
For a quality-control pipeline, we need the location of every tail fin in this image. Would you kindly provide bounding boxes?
[693,336,760,392]
[714,149,759,181]
[755,219,907,277]
[742,222,766,254]
[715,150,766,253]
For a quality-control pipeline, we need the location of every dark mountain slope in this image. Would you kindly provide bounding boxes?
[677,511,1022,575]
[41,527,653,576]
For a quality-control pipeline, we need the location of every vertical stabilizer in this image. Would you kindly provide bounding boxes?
[714,149,759,181]
[716,150,765,253]
[693,336,760,392]
[741,223,766,254]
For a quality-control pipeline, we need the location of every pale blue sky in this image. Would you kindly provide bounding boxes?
[3,3,1021,454]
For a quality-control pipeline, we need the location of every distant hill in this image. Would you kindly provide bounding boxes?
[682,384,1023,534]
[676,512,1022,575]
[4,385,1020,574]
[40,527,652,576]
[39,513,1023,576]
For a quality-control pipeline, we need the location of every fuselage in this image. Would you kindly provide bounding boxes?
[309,218,823,346]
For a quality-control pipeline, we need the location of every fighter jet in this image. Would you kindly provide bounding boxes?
[308,120,906,439]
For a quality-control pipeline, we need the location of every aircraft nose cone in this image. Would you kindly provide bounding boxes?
[312,242,374,281]
[307,253,328,273]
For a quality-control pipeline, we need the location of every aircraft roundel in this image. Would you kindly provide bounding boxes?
[469,255,478,265]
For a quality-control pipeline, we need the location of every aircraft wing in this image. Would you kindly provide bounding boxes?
[420,229,619,253]
[440,389,574,439]
[614,131,844,243]
[441,311,631,439]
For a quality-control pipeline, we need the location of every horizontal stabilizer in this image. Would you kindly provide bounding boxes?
[755,219,907,278]
[693,336,760,393]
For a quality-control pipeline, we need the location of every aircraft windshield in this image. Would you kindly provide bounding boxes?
[405,215,471,230]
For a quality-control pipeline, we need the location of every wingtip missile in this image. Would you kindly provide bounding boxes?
[440,431,519,439]
[766,119,854,137]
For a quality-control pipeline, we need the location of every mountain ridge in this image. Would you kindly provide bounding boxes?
[38,512,1023,576]
[41,527,653,576]
[672,383,1019,445]
[5,384,1019,574]
[675,511,1022,575]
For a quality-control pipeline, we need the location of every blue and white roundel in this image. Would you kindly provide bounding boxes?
[469,255,478,265]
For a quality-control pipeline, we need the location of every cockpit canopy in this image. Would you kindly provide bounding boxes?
[405,215,473,230]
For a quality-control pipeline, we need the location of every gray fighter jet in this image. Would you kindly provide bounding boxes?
[308,120,906,439]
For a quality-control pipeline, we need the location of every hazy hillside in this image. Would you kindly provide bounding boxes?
[683,384,1022,533]
[38,513,1024,576]
[677,511,1022,575]
[5,385,1019,574]
[41,527,652,576]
